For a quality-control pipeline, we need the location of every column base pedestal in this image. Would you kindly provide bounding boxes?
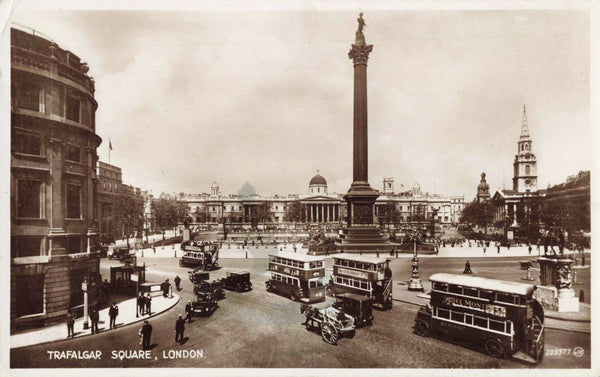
[533,285,580,312]
[408,278,424,292]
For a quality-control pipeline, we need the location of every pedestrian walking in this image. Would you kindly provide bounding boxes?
[140,320,153,349]
[66,309,75,338]
[528,245,532,255]
[109,302,119,329]
[162,279,171,297]
[497,244,500,254]
[101,279,110,304]
[185,300,193,323]
[175,314,185,343]
[136,292,144,317]
[90,306,99,334]
[483,246,486,254]
[174,275,182,291]
[463,260,473,274]
[145,293,152,315]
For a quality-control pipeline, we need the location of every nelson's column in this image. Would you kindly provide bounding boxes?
[338,14,396,253]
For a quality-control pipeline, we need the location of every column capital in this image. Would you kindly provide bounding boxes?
[348,44,373,66]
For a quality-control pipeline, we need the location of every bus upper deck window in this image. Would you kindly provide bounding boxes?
[448,285,463,294]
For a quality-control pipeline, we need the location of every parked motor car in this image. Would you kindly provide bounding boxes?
[220,271,252,292]
[109,246,132,261]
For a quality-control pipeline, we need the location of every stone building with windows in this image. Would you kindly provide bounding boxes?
[10,27,102,330]
[96,161,122,241]
[183,173,464,228]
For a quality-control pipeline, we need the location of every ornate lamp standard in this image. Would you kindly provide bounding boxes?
[408,226,424,291]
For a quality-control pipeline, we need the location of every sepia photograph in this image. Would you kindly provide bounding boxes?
[1,1,597,376]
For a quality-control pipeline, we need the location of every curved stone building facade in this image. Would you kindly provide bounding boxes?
[11,27,102,330]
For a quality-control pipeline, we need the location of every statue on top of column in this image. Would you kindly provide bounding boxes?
[355,13,366,45]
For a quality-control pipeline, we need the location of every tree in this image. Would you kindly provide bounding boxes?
[114,192,144,248]
[460,201,495,234]
[151,197,189,239]
[286,201,306,225]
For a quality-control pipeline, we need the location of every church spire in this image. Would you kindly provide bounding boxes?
[520,104,530,139]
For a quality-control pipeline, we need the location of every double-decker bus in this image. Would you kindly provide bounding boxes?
[328,254,393,310]
[179,240,219,270]
[266,252,326,303]
[414,273,544,363]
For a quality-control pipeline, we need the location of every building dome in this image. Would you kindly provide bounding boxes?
[309,171,328,195]
[211,181,219,189]
[309,174,327,186]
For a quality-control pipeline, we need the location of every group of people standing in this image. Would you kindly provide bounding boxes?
[66,301,119,339]
[136,292,153,317]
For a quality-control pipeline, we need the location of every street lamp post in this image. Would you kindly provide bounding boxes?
[408,227,424,292]
[81,275,90,329]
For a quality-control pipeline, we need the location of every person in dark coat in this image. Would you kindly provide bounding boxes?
[174,275,182,291]
[175,314,185,343]
[136,292,145,317]
[66,309,75,338]
[163,279,171,297]
[185,300,193,323]
[90,306,99,334]
[108,302,119,329]
[463,260,473,274]
[145,293,152,315]
[140,320,153,349]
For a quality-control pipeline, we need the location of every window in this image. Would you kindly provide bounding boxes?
[448,285,463,295]
[465,314,473,325]
[16,274,45,316]
[17,179,42,218]
[496,293,515,304]
[489,319,505,332]
[525,165,531,175]
[479,290,495,301]
[11,236,42,258]
[437,308,450,319]
[66,95,80,122]
[66,183,81,219]
[451,311,464,322]
[66,145,81,162]
[19,81,44,112]
[464,287,478,297]
[67,236,83,254]
[474,316,488,328]
[14,132,42,156]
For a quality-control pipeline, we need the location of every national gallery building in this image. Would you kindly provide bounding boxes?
[182,173,465,228]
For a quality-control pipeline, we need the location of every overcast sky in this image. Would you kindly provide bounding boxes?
[9,7,592,200]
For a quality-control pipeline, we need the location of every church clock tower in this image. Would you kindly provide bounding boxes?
[512,105,538,192]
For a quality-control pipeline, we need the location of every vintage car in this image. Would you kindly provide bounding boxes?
[300,302,356,345]
[220,271,252,292]
[109,246,132,261]
[188,270,225,300]
[332,292,374,327]
[191,292,218,316]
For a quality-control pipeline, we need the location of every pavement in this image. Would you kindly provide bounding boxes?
[10,293,180,349]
